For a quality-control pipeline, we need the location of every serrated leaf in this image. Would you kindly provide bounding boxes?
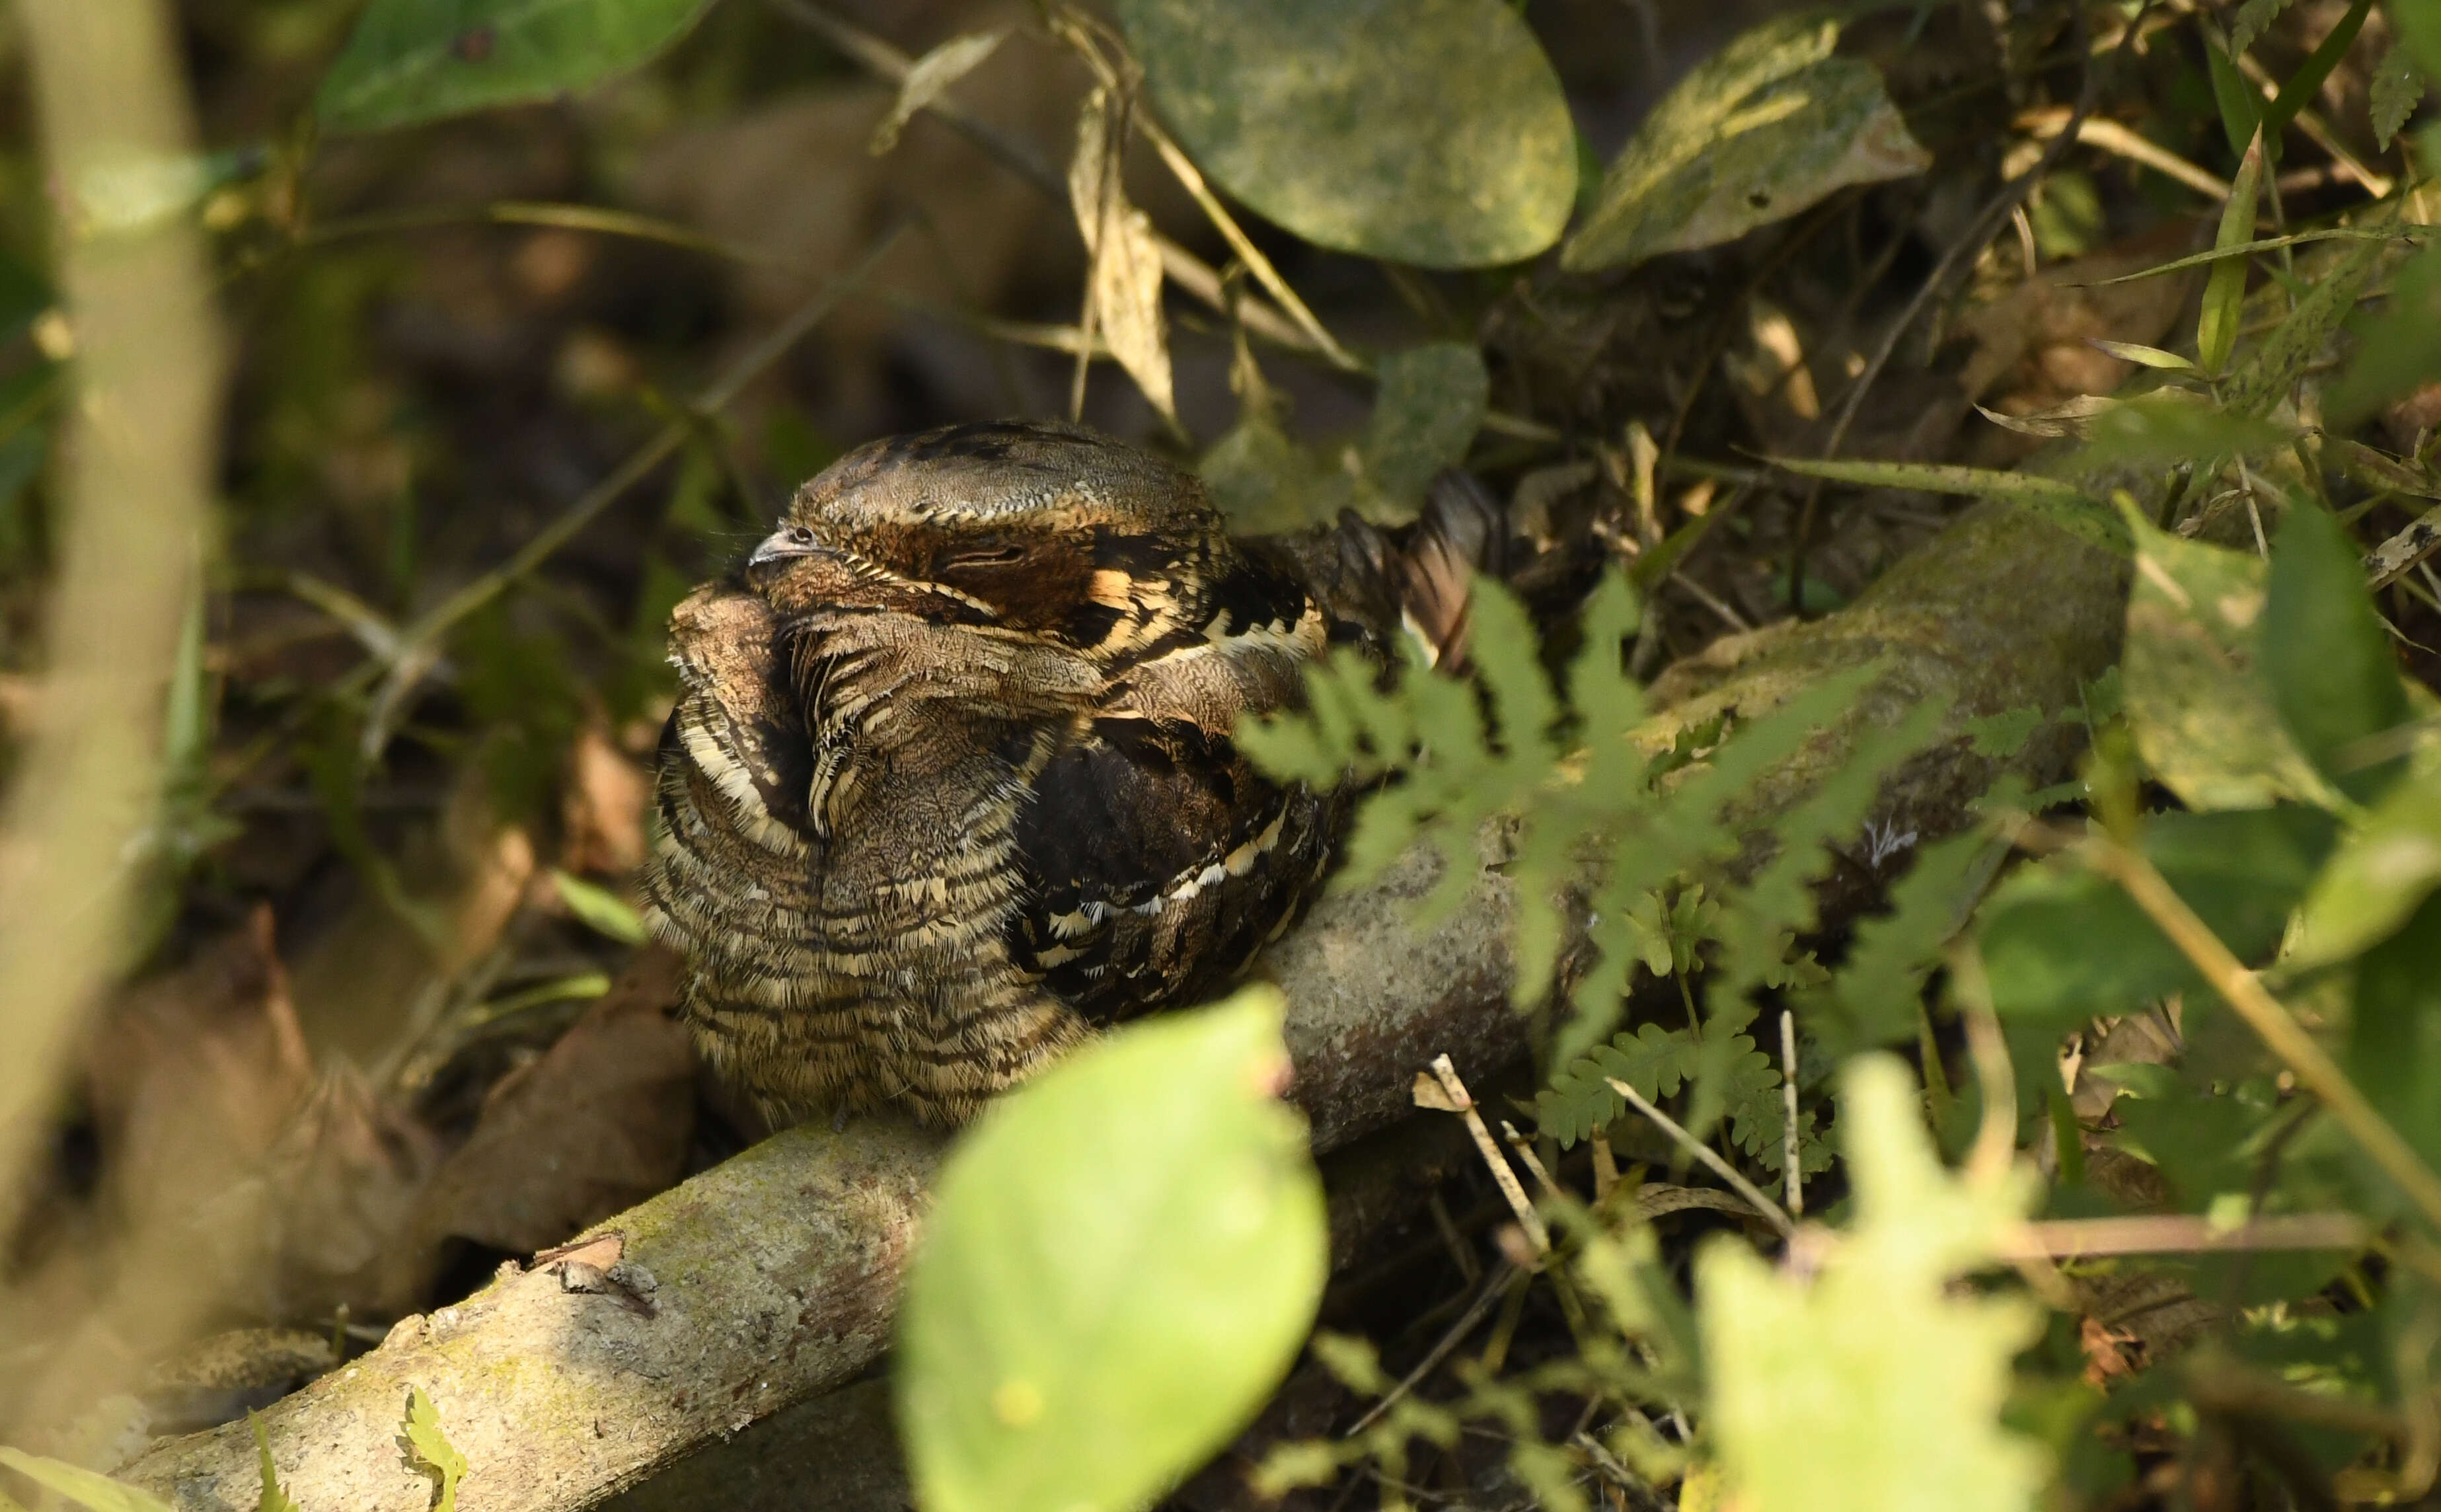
[550,867,646,945]
[1565,17,1928,272]
[1965,706,2047,759]
[250,1413,301,1512]
[1701,1056,2043,1512]
[2371,40,2426,147]
[1536,1023,1701,1146]
[2230,0,2296,55]
[2121,504,2348,812]
[400,1387,467,1512]
[1069,87,1176,426]
[2400,0,2441,85]
[1113,0,1575,268]
[0,1451,172,1512]
[315,0,715,135]
[898,989,1326,1512]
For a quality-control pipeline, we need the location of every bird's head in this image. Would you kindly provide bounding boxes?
[745,420,1228,659]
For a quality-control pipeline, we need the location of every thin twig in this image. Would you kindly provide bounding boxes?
[1343,1262,1517,1437]
[1425,1055,1550,1256]
[1499,1120,1567,1204]
[360,225,907,750]
[1778,1010,1803,1218]
[2078,832,2441,1232]
[1786,0,2142,611]
[1604,1078,1794,1236]
[2005,1212,2368,1258]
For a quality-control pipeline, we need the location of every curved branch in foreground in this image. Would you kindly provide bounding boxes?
[124,500,2124,1512]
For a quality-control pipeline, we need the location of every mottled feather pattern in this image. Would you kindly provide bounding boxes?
[640,420,1480,1129]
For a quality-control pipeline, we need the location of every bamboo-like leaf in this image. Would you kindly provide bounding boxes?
[2198,128,2263,376]
[2088,339,2195,371]
[2075,227,2426,285]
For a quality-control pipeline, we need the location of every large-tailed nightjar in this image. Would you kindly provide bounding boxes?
[640,420,1487,1129]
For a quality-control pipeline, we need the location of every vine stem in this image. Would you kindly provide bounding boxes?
[2080,833,2441,1232]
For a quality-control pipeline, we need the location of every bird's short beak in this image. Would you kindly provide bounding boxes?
[749,527,823,569]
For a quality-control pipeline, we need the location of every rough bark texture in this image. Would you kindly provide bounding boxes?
[121,499,2125,1512]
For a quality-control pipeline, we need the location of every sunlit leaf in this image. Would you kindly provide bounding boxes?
[1563,17,1930,272]
[1068,87,1176,426]
[2120,506,2344,812]
[316,0,716,135]
[250,1413,301,1512]
[1701,1056,2044,1512]
[2291,760,2441,968]
[2198,130,2263,375]
[401,1386,467,1512]
[899,989,1326,1512]
[0,1449,173,1512]
[550,868,646,945]
[1113,0,1575,268]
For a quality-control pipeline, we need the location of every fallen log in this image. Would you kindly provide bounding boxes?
[122,498,2124,1512]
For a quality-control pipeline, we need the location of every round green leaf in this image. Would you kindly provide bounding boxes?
[315,0,717,135]
[1113,0,1575,269]
[897,989,1328,1512]
[1562,17,1930,273]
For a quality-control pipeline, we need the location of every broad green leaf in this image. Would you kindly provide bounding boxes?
[2198,130,2263,375]
[2262,504,2411,801]
[2350,891,2441,1174]
[315,0,715,135]
[1701,1055,2043,1512]
[550,868,646,945]
[1114,0,1575,268]
[2291,759,2441,967]
[1982,807,2340,1024]
[250,1413,301,1512]
[1563,17,1930,272]
[899,989,1326,1512]
[0,1450,173,1512]
[2121,507,2345,812]
[2328,245,2441,427]
[401,1387,467,1512]
[1198,406,1350,534]
[1358,343,1488,515]
[2400,0,2441,83]
[1766,456,2128,555]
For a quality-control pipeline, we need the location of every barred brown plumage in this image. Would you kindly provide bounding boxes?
[640,420,1491,1129]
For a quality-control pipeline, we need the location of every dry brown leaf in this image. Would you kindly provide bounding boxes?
[562,716,649,877]
[405,947,691,1257]
[1067,85,1176,426]
[83,906,314,1225]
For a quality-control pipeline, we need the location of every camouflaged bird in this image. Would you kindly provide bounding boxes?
[640,420,1489,1129]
